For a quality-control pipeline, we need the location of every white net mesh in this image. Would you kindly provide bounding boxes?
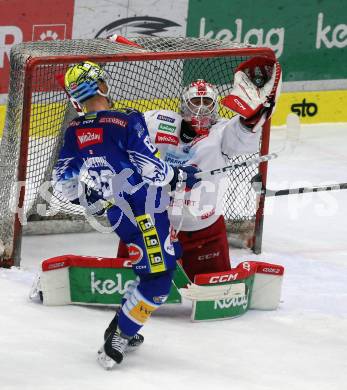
[0,36,272,265]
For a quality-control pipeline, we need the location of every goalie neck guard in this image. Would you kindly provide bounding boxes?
[180,79,218,136]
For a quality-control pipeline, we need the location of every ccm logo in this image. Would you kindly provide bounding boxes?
[209,273,238,283]
[198,251,220,261]
[234,98,246,110]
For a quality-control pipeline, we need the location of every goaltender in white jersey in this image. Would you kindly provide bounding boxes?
[144,109,260,231]
[118,57,282,281]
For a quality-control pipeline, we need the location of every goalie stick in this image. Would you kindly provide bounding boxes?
[173,261,245,301]
[250,114,347,197]
[195,113,300,179]
[252,181,347,197]
[195,152,279,179]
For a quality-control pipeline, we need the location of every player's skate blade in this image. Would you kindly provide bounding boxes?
[98,332,144,355]
[97,346,117,370]
[104,315,144,351]
[97,330,129,369]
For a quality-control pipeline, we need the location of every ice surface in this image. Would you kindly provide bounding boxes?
[1,123,347,390]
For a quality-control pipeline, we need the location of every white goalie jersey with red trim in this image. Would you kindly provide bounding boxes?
[144,110,261,232]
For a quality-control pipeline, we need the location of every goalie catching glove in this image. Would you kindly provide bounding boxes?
[221,56,282,132]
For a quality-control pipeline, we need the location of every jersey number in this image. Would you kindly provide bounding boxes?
[88,169,113,198]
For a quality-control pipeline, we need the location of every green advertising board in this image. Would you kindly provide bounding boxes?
[69,267,181,305]
[186,0,347,82]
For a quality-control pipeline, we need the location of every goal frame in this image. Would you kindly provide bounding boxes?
[2,45,275,267]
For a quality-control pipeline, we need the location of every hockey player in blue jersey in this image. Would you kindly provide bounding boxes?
[54,61,200,369]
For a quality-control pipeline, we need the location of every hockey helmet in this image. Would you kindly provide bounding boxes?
[64,61,110,104]
[181,79,218,135]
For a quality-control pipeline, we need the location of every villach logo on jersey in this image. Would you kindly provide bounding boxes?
[95,16,180,38]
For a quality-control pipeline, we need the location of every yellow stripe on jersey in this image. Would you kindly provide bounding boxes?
[135,214,166,273]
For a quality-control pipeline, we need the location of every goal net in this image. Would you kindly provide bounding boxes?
[0,36,274,267]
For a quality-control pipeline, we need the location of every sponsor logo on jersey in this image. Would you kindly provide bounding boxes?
[69,120,81,127]
[127,244,143,265]
[157,114,176,123]
[165,153,189,167]
[76,128,103,149]
[158,123,176,133]
[148,251,164,266]
[99,116,128,127]
[144,234,160,249]
[155,132,179,145]
[164,234,175,256]
[83,156,113,170]
[136,214,155,233]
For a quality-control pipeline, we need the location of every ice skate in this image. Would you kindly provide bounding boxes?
[97,329,129,369]
[103,312,144,351]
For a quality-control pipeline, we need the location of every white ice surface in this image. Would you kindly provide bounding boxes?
[1,123,347,390]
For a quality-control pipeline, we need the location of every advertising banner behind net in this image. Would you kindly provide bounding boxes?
[186,0,347,83]
[0,0,74,94]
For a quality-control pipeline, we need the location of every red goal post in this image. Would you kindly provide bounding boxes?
[0,37,275,267]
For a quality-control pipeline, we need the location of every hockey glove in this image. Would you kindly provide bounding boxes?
[221,56,282,132]
[169,165,201,192]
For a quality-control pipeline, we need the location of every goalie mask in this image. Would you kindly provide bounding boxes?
[181,80,218,136]
[64,61,111,109]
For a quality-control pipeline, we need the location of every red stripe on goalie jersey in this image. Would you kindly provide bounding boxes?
[76,128,103,149]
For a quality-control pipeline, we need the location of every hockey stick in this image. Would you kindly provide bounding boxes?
[252,181,347,197]
[195,152,279,179]
[173,261,245,301]
[250,114,347,197]
[178,282,245,301]
[195,113,301,179]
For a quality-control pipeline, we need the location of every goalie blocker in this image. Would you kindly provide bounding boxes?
[30,255,284,322]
